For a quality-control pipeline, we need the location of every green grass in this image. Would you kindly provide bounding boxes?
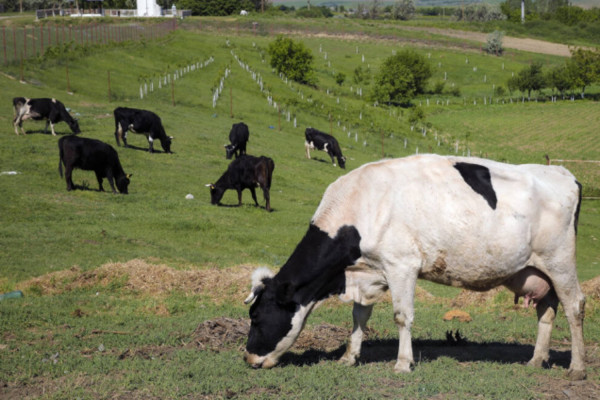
[1,17,599,399]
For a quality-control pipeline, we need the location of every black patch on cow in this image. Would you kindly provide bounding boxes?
[453,162,497,210]
[246,224,362,356]
[574,180,582,235]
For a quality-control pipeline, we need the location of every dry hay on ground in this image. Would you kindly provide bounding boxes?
[582,276,600,300]
[19,259,259,303]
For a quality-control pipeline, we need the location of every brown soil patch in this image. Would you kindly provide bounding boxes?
[188,317,250,352]
[19,259,260,303]
[582,276,600,300]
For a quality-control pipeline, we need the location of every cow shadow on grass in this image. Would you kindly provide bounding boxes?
[217,203,274,212]
[122,144,170,154]
[19,129,72,136]
[279,339,571,369]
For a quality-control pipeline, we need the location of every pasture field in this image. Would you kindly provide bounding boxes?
[1,18,599,399]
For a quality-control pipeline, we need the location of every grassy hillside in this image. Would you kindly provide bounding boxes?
[1,19,599,399]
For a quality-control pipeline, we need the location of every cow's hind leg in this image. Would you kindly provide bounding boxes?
[386,265,419,373]
[528,290,558,368]
[553,277,586,380]
[339,303,373,366]
[65,165,75,191]
[249,187,259,207]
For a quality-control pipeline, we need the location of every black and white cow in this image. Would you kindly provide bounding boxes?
[113,107,172,153]
[13,97,81,136]
[304,127,346,169]
[225,122,250,159]
[244,154,586,380]
[58,135,131,194]
[207,155,275,212]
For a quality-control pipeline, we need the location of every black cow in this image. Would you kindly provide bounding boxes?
[225,122,250,159]
[58,135,131,194]
[207,155,274,211]
[304,127,346,168]
[13,97,81,136]
[113,107,172,153]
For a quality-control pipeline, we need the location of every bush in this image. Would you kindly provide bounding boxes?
[268,36,315,85]
[483,31,504,56]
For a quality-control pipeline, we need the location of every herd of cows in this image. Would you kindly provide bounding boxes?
[11,97,346,209]
[10,96,589,380]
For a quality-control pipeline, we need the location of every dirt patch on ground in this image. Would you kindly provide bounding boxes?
[19,259,260,303]
[397,26,575,57]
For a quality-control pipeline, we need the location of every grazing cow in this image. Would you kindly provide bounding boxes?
[225,122,250,159]
[13,97,81,136]
[244,154,586,380]
[207,155,274,211]
[304,127,346,169]
[58,135,131,194]
[113,107,172,153]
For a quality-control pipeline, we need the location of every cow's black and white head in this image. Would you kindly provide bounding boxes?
[244,267,307,369]
[244,225,362,369]
[225,144,237,160]
[338,156,346,169]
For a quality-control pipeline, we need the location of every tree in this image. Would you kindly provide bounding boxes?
[392,0,415,21]
[372,50,432,105]
[268,36,315,85]
[335,72,346,86]
[545,65,573,98]
[176,0,255,16]
[567,48,600,98]
[508,61,546,99]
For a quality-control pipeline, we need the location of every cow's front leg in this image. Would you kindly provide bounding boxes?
[95,171,106,192]
[387,268,418,373]
[528,290,558,368]
[237,189,243,206]
[305,141,312,159]
[340,303,373,366]
[49,121,57,136]
[148,136,154,153]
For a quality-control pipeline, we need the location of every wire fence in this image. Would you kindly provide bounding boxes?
[1,19,177,66]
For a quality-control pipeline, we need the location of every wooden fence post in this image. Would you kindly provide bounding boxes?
[171,78,175,106]
[66,62,71,93]
[3,26,7,65]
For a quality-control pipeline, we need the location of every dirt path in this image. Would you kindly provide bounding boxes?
[400,26,573,57]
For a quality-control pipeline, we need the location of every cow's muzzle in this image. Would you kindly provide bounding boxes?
[244,351,276,369]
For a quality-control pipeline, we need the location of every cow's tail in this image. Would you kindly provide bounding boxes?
[58,142,64,178]
[266,158,275,191]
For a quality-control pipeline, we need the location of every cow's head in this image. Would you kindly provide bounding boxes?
[117,173,132,194]
[338,156,346,169]
[69,119,81,134]
[206,183,225,205]
[225,144,236,159]
[244,225,362,369]
[243,267,308,369]
[161,136,173,153]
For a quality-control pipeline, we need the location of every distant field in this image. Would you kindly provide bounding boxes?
[1,16,599,399]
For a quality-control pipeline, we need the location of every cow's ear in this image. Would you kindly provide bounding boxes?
[244,267,274,304]
[205,183,215,189]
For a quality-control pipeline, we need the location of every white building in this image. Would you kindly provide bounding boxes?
[137,0,162,17]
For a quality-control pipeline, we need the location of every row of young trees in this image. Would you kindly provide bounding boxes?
[508,48,600,99]
[269,35,600,106]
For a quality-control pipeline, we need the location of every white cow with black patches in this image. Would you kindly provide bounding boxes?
[244,154,586,380]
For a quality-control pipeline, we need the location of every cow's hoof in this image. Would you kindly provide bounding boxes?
[338,354,357,366]
[393,360,412,374]
[526,357,547,368]
[567,368,586,381]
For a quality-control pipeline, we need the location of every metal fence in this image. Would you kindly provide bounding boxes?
[1,19,177,66]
